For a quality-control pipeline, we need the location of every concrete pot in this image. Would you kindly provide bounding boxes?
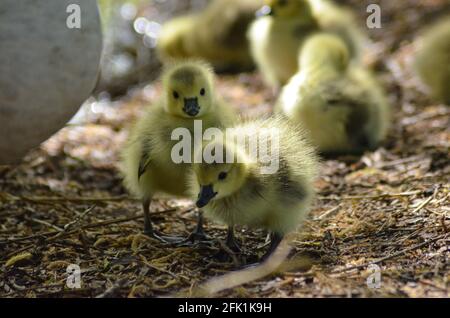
[0,0,102,164]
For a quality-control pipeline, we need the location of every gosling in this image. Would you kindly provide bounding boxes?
[157,0,263,73]
[276,33,390,155]
[413,16,450,104]
[120,60,236,242]
[248,0,366,88]
[188,117,319,262]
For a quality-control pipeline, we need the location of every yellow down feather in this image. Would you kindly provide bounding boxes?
[414,16,450,104]
[248,0,367,87]
[188,116,319,235]
[275,33,390,154]
[157,0,263,72]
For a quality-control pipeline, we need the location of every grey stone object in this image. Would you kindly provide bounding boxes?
[0,0,102,164]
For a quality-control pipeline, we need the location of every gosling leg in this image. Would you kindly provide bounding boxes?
[178,211,211,246]
[216,226,241,262]
[225,226,241,253]
[142,198,183,243]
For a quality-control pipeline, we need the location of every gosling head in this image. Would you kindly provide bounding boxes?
[258,0,311,19]
[192,142,250,208]
[162,61,215,118]
[299,34,350,73]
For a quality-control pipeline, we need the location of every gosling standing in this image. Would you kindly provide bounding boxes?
[121,60,236,242]
[276,33,390,154]
[248,0,366,88]
[188,117,319,262]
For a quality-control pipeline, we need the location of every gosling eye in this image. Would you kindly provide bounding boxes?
[200,88,206,96]
[278,0,288,6]
[218,172,228,181]
[173,91,179,99]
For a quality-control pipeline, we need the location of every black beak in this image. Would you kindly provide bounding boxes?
[196,184,218,208]
[256,5,273,17]
[183,97,200,117]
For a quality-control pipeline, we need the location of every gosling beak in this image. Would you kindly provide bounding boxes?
[183,97,200,117]
[256,5,273,17]
[196,184,218,208]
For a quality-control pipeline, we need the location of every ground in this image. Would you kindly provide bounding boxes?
[0,0,449,297]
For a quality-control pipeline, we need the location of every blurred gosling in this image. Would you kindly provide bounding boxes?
[248,0,366,88]
[275,33,390,155]
[157,0,263,73]
[120,60,236,242]
[189,117,319,263]
[414,16,450,104]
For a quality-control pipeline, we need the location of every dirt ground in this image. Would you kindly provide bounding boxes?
[0,0,449,297]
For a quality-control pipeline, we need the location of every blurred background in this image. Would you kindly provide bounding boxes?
[95,0,209,97]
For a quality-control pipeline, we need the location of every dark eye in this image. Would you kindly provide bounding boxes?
[200,88,206,96]
[279,0,287,6]
[218,172,228,181]
[173,91,179,99]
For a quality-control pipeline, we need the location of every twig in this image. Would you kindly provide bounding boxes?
[343,191,422,200]
[319,190,422,201]
[25,217,64,232]
[375,155,425,169]
[411,195,434,214]
[96,278,130,298]
[314,206,340,221]
[63,205,96,231]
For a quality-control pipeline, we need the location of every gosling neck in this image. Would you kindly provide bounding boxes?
[300,52,348,82]
[299,67,338,89]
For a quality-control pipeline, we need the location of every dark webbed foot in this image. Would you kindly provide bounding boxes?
[215,226,241,262]
[176,211,214,246]
[177,229,211,246]
[142,198,183,244]
[181,228,210,244]
[143,227,184,244]
[225,229,241,253]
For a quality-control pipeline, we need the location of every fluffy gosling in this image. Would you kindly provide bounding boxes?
[120,60,236,241]
[413,16,450,104]
[157,0,263,73]
[247,0,366,88]
[188,117,319,262]
[276,33,390,155]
